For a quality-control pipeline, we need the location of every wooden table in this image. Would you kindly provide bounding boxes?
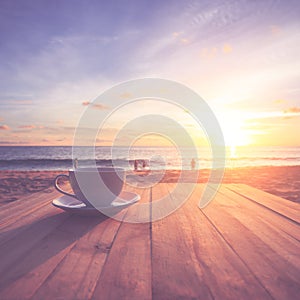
[0,184,299,300]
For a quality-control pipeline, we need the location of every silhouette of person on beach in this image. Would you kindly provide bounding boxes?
[134,159,138,171]
[74,158,78,169]
[142,160,146,169]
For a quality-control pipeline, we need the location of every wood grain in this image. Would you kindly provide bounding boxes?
[0,183,299,299]
[202,185,300,300]
[228,184,300,224]
[91,187,152,300]
[151,183,213,300]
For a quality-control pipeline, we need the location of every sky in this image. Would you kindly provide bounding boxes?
[0,0,300,147]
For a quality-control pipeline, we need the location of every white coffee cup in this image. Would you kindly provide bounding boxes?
[55,167,125,208]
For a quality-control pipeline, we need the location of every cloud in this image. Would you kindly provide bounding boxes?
[172,31,183,37]
[274,99,285,104]
[0,124,10,130]
[172,31,190,45]
[270,25,281,36]
[180,38,190,45]
[222,43,232,54]
[0,140,29,145]
[244,109,300,124]
[284,106,300,113]
[120,92,132,99]
[1,100,33,105]
[200,44,232,59]
[12,100,33,105]
[282,115,300,120]
[82,101,109,110]
[200,47,218,59]
[18,124,44,129]
[92,103,110,110]
[18,124,36,129]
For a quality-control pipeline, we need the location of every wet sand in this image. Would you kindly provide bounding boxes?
[0,166,300,205]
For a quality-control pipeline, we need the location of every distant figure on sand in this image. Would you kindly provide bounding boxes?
[142,160,147,169]
[74,158,78,169]
[134,160,138,171]
[191,158,196,170]
[133,159,148,172]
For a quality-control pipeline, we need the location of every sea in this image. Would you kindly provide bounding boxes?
[0,146,299,171]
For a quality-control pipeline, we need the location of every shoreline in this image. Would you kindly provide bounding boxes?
[1,165,300,204]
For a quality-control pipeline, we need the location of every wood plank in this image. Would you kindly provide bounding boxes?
[0,187,74,247]
[1,183,298,300]
[202,185,300,300]
[123,184,150,223]
[91,187,152,300]
[0,192,53,227]
[0,212,83,299]
[0,185,69,219]
[0,189,55,217]
[2,184,149,299]
[0,212,69,283]
[0,200,64,247]
[228,184,300,224]
[151,181,188,221]
[29,215,121,300]
[0,188,66,229]
[165,183,273,300]
[28,186,136,300]
[151,183,214,300]
[214,185,300,242]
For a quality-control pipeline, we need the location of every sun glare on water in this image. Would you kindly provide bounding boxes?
[230,145,237,158]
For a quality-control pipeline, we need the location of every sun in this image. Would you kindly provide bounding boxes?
[218,112,252,149]
[223,125,250,147]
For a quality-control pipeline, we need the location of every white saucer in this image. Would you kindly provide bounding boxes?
[52,191,140,216]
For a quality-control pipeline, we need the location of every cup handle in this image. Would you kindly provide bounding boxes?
[54,174,76,198]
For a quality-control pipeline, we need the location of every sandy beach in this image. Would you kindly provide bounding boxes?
[1,166,300,205]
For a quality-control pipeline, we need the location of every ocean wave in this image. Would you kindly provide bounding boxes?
[0,158,154,170]
[0,158,138,164]
[230,156,300,161]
